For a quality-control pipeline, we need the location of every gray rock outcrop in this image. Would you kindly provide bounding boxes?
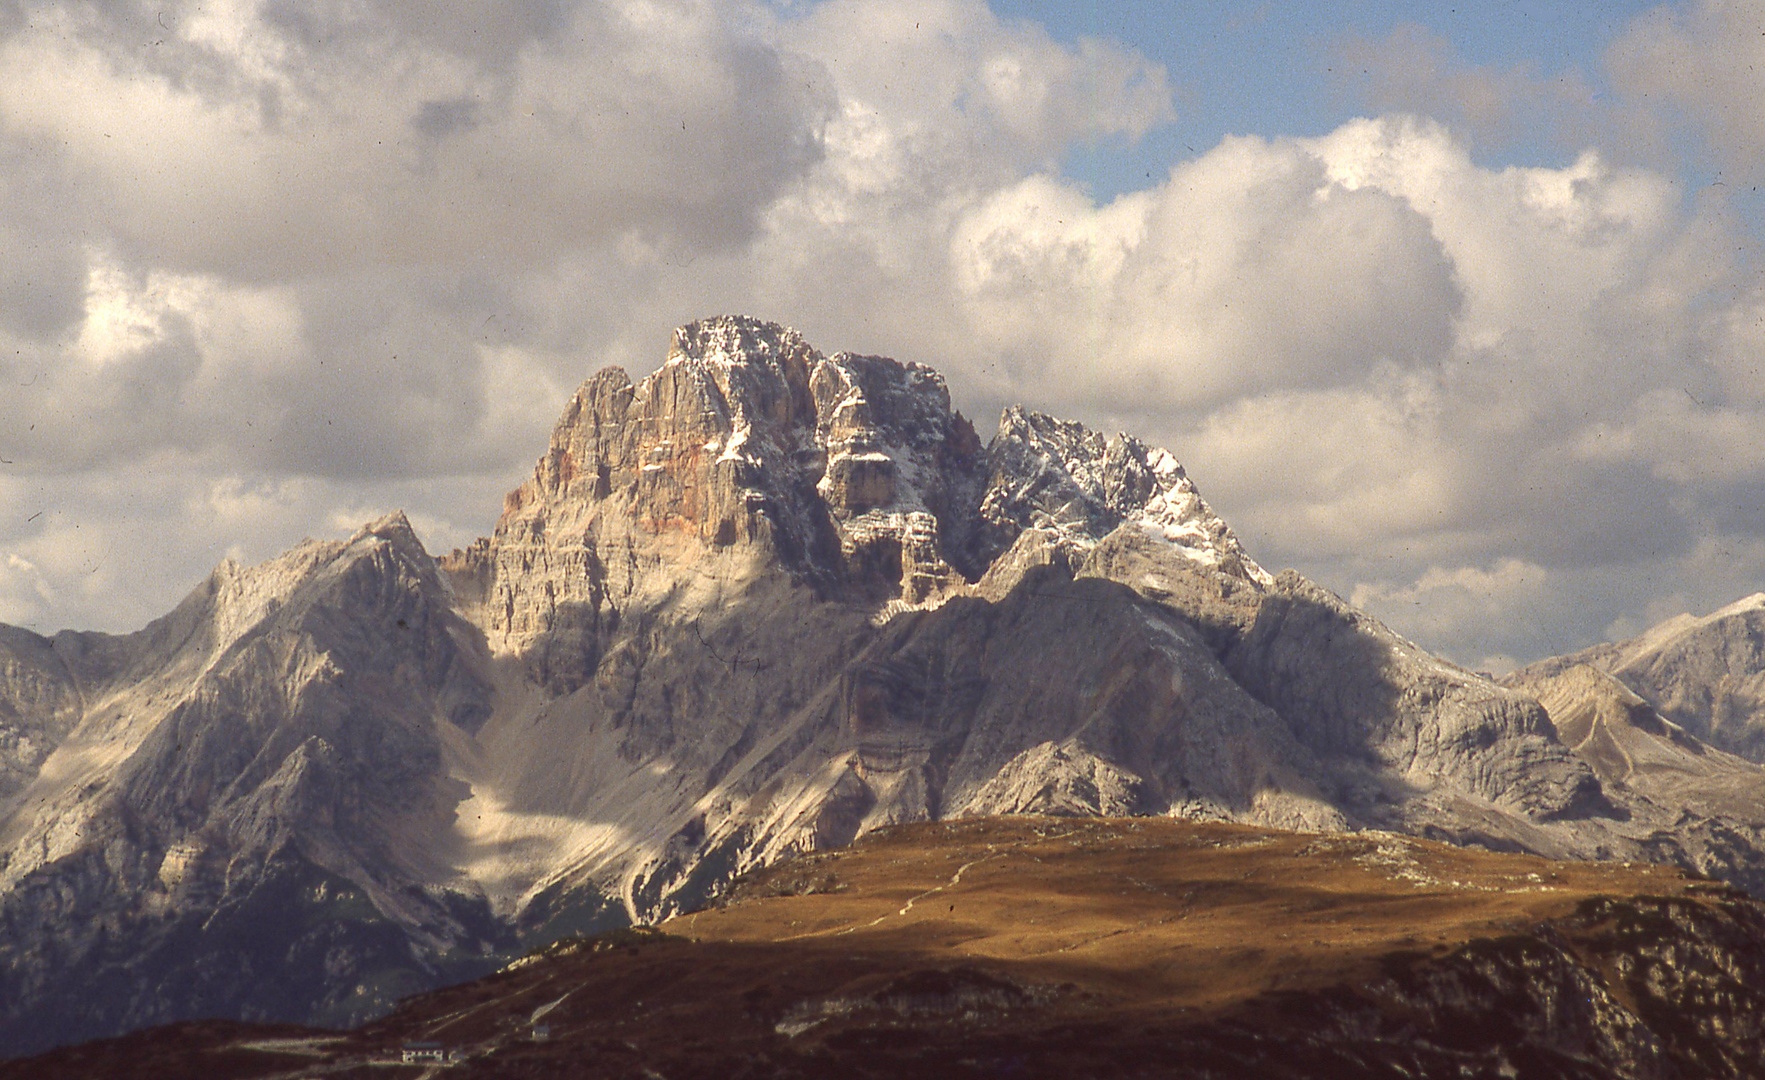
[1502,660,1765,893]
[0,514,506,1052]
[1519,594,1765,763]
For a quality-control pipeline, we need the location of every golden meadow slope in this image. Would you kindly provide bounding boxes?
[12,816,1763,1080]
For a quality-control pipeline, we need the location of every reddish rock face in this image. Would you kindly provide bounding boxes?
[453,316,1283,692]
[822,453,896,513]
[451,317,1006,689]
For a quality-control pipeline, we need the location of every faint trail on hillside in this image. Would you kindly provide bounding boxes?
[769,827,1092,942]
[888,853,998,920]
[776,852,1003,941]
[837,853,999,934]
[838,826,1088,935]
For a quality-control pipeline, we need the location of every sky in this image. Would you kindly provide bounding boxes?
[4,0,1765,673]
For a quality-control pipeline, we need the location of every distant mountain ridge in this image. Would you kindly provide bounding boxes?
[1513,593,1765,763]
[6,315,1765,1054]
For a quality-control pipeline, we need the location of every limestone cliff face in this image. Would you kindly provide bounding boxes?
[1502,661,1765,894]
[10,315,1765,1055]
[0,514,503,1055]
[446,319,988,694]
[0,628,82,802]
[1079,528,1603,828]
[1521,594,1765,764]
[981,406,1271,587]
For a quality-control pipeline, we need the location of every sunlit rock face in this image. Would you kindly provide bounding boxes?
[8,315,1765,1056]
[980,405,1272,588]
[445,318,993,693]
[0,513,505,1056]
[1521,594,1765,765]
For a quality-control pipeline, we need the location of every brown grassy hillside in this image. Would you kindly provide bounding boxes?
[8,816,1760,1079]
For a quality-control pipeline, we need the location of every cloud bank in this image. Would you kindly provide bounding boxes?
[4,0,1765,675]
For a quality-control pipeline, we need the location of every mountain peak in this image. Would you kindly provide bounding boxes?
[1530,591,1765,763]
[982,405,1270,587]
[450,316,1284,691]
[349,509,425,553]
[668,315,817,369]
[469,320,1271,633]
[1710,591,1765,622]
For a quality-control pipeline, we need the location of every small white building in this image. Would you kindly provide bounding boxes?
[402,1041,448,1063]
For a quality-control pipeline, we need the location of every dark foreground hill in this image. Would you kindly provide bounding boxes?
[10,816,1764,1080]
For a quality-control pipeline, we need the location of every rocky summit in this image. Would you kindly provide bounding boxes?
[8,315,1765,1055]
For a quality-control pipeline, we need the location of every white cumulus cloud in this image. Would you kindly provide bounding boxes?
[4,0,1765,677]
